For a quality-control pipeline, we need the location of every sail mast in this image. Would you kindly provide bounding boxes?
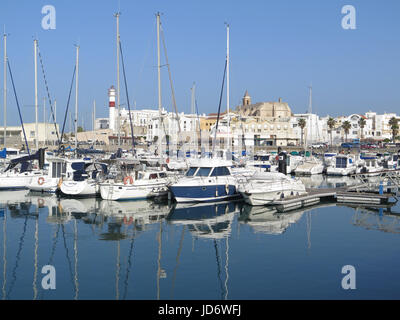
[43,97,46,146]
[157,13,162,162]
[74,45,79,151]
[191,83,196,157]
[226,23,230,158]
[34,39,38,150]
[114,12,121,147]
[308,84,312,145]
[3,32,7,148]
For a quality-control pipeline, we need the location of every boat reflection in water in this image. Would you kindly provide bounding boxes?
[298,174,325,189]
[239,204,303,235]
[2,189,400,300]
[0,190,30,205]
[344,203,400,234]
[167,201,240,239]
[325,175,358,189]
[96,199,170,240]
[239,202,336,235]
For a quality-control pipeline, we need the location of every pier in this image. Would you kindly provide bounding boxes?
[271,186,397,213]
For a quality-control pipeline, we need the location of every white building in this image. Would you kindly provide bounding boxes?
[0,122,60,147]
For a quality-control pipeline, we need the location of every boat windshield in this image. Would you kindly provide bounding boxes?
[186,167,198,176]
[210,167,230,176]
[196,167,212,177]
[336,157,347,168]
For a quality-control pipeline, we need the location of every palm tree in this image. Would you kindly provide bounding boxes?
[342,121,351,142]
[388,117,399,143]
[327,117,336,148]
[298,118,307,147]
[358,117,366,141]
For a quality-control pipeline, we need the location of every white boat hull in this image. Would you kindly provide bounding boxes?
[0,171,42,190]
[27,176,60,193]
[100,180,168,201]
[60,180,99,197]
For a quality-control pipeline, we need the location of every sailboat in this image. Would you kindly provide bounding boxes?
[0,150,45,190]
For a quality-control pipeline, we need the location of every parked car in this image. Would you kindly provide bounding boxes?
[384,143,396,148]
[312,143,326,148]
[341,143,354,148]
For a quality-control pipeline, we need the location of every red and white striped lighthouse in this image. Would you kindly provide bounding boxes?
[108,85,116,131]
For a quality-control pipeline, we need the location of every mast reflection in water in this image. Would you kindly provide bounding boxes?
[1,190,400,299]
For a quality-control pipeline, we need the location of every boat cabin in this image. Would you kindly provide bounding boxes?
[137,171,167,180]
[335,156,353,168]
[185,166,231,177]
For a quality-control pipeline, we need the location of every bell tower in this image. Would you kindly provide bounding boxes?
[242,90,251,106]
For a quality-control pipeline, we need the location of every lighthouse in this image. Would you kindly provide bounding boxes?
[108,85,116,131]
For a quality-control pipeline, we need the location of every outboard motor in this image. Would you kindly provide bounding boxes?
[277,147,287,175]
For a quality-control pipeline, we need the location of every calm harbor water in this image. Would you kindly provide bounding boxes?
[1,176,400,300]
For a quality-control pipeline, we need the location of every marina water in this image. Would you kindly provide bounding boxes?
[1,175,400,300]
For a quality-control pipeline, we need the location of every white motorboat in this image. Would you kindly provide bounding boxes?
[356,155,384,176]
[294,157,324,175]
[100,170,171,201]
[169,158,240,203]
[238,172,307,206]
[246,153,276,171]
[59,161,107,198]
[27,157,70,193]
[383,153,400,170]
[326,154,357,176]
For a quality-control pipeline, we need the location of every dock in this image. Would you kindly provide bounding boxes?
[271,186,397,213]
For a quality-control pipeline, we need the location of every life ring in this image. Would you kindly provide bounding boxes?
[166,157,170,164]
[38,177,45,185]
[123,176,134,185]
[123,216,133,225]
[37,198,44,207]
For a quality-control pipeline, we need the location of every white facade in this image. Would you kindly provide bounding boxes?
[291,113,328,146]
[0,122,60,146]
[324,112,399,144]
[147,111,204,142]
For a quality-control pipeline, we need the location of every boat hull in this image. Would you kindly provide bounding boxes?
[0,171,42,190]
[60,180,99,198]
[170,184,239,203]
[100,181,168,201]
[27,176,59,193]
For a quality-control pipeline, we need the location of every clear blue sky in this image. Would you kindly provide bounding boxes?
[1,0,400,128]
